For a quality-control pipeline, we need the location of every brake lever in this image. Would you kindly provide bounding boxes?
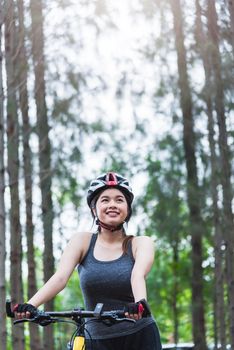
[14,318,34,325]
[13,313,56,327]
[33,313,56,327]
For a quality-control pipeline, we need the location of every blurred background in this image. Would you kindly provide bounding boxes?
[0,0,233,349]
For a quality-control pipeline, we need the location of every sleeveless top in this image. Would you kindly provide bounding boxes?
[78,233,155,339]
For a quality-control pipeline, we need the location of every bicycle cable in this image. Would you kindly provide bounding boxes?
[70,318,97,350]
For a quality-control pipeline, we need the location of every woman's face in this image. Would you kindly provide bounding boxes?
[94,188,128,225]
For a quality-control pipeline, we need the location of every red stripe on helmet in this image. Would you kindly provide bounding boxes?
[106,181,117,185]
[106,172,118,186]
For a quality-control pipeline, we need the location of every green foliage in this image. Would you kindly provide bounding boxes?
[53,271,84,348]
[140,135,195,342]
[55,270,84,310]
[147,239,193,343]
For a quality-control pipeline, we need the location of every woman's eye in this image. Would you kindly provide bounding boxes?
[100,198,124,203]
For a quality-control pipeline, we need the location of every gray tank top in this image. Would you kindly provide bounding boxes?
[78,233,154,339]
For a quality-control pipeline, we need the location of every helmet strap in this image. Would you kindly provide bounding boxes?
[95,218,124,232]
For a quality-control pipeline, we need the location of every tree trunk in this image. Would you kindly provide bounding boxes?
[172,241,179,345]
[207,2,234,348]
[169,1,207,349]
[15,0,42,348]
[228,0,234,53]
[0,2,7,348]
[30,0,54,348]
[4,0,24,348]
[195,1,227,348]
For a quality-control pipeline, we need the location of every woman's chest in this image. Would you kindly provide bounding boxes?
[79,252,134,297]
[93,243,123,261]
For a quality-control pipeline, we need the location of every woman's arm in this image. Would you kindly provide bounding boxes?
[131,236,155,302]
[27,232,90,308]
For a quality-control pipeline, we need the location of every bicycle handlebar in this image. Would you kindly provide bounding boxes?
[6,300,131,327]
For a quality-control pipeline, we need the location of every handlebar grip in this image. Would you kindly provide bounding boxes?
[6,300,15,318]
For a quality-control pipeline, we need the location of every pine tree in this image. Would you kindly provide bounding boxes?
[169,0,207,348]
[195,1,227,348]
[228,0,234,53]
[30,0,54,347]
[207,1,234,347]
[16,0,42,348]
[0,1,7,348]
[4,0,24,348]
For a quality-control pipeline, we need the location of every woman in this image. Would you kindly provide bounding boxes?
[14,172,162,350]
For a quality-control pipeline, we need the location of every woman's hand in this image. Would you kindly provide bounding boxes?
[124,299,151,320]
[124,300,144,320]
[13,303,37,319]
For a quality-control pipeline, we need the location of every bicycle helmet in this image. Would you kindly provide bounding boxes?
[87,172,134,208]
[87,172,134,230]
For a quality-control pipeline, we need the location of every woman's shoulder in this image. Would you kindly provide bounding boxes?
[68,231,94,263]
[131,235,155,258]
[68,231,93,244]
[132,235,154,245]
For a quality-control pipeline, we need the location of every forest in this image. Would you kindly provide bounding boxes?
[0,0,233,349]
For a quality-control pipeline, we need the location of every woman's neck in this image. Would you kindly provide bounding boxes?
[98,229,125,244]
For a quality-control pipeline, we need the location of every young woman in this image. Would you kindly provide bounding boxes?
[14,172,162,350]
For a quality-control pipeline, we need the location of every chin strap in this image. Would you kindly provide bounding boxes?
[96,219,124,232]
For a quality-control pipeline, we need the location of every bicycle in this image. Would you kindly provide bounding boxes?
[6,300,136,350]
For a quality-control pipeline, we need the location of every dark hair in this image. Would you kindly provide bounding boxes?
[122,234,134,254]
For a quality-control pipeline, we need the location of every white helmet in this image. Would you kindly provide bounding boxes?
[87,172,134,208]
